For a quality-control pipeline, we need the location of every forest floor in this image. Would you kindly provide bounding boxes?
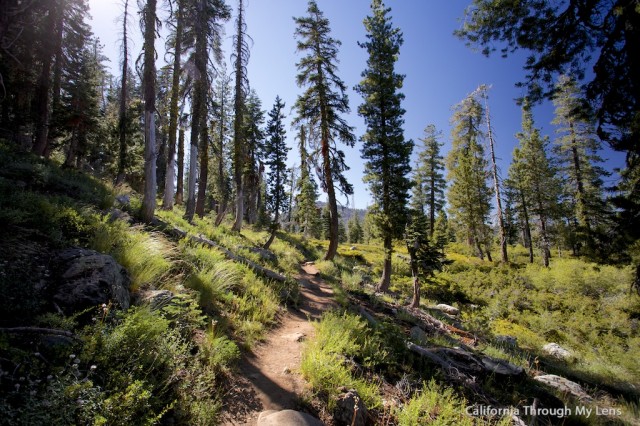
[218,263,337,425]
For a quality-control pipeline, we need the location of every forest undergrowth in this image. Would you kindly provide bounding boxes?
[0,145,639,425]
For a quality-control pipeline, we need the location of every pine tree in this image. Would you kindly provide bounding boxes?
[243,91,265,225]
[356,0,413,291]
[231,0,249,232]
[213,68,233,225]
[505,147,535,263]
[552,75,609,255]
[293,0,356,261]
[347,213,364,244]
[184,0,230,222]
[263,96,290,249]
[140,0,158,223]
[405,209,448,308]
[294,125,320,238]
[515,99,562,267]
[161,0,184,209]
[411,124,445,236]
[115,0,131,185]
[446,91,493,260]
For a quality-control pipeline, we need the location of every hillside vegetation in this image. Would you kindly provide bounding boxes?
[1,144,638,425]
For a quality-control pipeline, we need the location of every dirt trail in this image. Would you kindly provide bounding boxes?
[219,263,336,425]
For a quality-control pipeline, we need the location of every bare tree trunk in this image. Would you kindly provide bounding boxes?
[141,0,157,223]
[162,0,183,209]
[485,95,508,262]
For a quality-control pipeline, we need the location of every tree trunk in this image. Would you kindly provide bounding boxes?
[231,0,245,232]
[115,0,129,185]
[377,235,393,292]
[44,8,64,159]
[185,97,201,221]
[162,0,183,209]
[185,4,206,222]
[408,246,420,308]
[485,97,508,262]
[176,126,185,204]
[140,0,157,224]
[518,187,534,263]
[195,115,209,218]
[32,2,58,156]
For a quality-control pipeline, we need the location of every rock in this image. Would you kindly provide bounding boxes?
[495,335,518,347]
[410,326,429,344]
[334,388,367,426]
[51,248,130,315]
[435,303,460,316]
[350,246,357,250]
[138,289,174,310]
[534,374,593,402]
[285,332,306,342]
[115,194,130,206]
[257,409,323,426]
[542,343,573,360]
[282,366,291,374]
[108,208,132,224]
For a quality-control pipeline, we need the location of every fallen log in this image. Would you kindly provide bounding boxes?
[399,307,477,347]
[152,218,288,283]
[0,327,80,340]
[407,342,524,378]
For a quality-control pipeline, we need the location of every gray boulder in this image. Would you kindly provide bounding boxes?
[534,374,592,402]
[52,248,130,314]
[543,343,573,360]
[435,303,460,316]
[257,410,323,426]
[334,388,367,426]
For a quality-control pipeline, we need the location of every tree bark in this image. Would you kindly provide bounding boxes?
[231,0,245,232]
[32,1,59,156]
[175,126,185,204]
[140,0,158,224]
[377,235,393,292]
[162,0,183,209]
[115,0,130,185]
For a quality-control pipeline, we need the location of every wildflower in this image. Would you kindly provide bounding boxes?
[90,365,97,371]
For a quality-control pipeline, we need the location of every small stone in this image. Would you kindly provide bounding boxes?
[282,366,291,375]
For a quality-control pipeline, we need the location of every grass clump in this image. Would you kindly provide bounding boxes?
[397,379,511,425]
[90,218,175,292]
[301,311,386,411]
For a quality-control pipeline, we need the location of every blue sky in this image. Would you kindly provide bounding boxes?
[88,0,625,210]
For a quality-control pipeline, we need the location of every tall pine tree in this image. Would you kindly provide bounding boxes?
[411,124,445,237]
[263,96,290,249]
[293,1,355,260]
[356,0,413,292]
[446,91,493,260]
